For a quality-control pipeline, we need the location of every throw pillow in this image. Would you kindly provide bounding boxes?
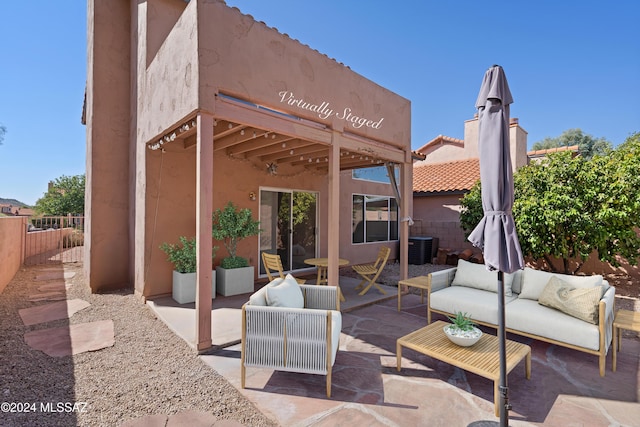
[266,274,304,308]
[538,276,604,324]
[451,259,515,296]
[519,268,603,301]
[249,277,283,306]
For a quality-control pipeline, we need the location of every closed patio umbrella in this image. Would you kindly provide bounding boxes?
[468,65,524,427]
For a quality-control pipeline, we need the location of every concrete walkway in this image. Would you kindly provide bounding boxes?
[148,277,640,426]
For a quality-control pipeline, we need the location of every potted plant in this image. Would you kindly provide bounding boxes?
[443,311,482,347]
[160,236,218,304]
[212,201,261,296]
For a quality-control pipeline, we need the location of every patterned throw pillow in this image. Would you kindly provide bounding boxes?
[538,276,604,324]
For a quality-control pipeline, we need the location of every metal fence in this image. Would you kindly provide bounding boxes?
[24,216,85,265]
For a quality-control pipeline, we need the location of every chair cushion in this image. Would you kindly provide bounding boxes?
[266,274,304,308]
[329,310,342,366]
[519,268,603,301]
[538,276,605,324]
[249,277,283,306]
[451,259,516,296]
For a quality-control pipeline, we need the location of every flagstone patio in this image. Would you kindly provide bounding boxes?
[148,276,640,426]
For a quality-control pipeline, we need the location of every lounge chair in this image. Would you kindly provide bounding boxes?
[241,275,341,397]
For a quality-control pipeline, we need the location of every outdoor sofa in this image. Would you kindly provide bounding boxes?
[426,259,615,376]
[241,275,341,397]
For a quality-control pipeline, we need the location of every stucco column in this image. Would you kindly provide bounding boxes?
[196,113,214,351]
[327,135,340,307]
[400,161,411,281]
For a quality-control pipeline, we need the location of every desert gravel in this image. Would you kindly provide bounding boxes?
[0,264,277,427]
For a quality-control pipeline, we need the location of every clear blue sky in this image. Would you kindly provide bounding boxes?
[1,1,638,206]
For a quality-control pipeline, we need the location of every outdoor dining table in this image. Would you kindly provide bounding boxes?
[304,257,349,302]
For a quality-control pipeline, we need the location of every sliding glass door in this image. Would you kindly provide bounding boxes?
[259,189,317,275]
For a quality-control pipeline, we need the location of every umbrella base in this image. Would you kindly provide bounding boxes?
[468,421,501,427]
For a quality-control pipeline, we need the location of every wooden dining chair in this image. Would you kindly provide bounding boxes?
[352,246,391,295]
[261,252,306,284]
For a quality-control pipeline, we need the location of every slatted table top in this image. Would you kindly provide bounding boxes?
[397,320,531,381]
[614,309,640,332]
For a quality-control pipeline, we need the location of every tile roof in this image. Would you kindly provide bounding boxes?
[413,158,480,194]
[415,135,465,154]
[527,144,580,157]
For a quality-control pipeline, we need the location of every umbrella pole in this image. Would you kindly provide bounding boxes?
[498,270,509,426]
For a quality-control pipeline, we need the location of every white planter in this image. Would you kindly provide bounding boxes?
[443,324,482,347]
[172,270,216,304]
[216,266,255,296]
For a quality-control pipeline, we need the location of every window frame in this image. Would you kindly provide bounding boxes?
[352,193,399,244]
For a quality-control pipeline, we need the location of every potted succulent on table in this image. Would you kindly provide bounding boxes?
[212,202,261,296]
[160,236,218,304]
[443,311,483,347]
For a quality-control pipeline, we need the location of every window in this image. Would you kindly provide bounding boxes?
[352,194,398,244]
[352,165,399,184]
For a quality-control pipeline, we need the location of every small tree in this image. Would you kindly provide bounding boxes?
[211,202,261,269]
[160,236,218,273]
[35,174,85,215]
[461,140,640,274]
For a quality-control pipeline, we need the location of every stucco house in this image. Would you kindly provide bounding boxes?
[410,116,528,253]
[84,0,413,349]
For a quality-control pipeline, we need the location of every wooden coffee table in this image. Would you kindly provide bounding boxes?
[396,320,531,416]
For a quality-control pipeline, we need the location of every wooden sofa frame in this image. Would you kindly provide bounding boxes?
[425,269,615,377]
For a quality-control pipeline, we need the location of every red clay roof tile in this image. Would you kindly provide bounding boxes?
[413,158,480,193]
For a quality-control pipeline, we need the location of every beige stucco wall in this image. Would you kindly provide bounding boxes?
[411,194,472,251]
[138,0,199,145]
[197,1,410,147]
[417,117,527,171]
[0,217,25,293]
[145,146,403,296]
[85,0,132,292]
[87,0,412,297]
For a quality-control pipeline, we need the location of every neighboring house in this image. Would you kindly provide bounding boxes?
[527,144,580,163]
[84,0,413,324]
[410,116,528,251]
[0,204,34,217]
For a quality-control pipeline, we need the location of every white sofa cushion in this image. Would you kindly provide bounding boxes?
[430,286,518,325]
[538,276,604,324]
[249,277,283,306]
[518,267,603,301]
[451,259,516,296]
[506,298,601,350]
[266,274,304,308]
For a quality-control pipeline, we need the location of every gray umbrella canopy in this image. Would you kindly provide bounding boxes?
[468,65,524,274]
[468,65,524,427]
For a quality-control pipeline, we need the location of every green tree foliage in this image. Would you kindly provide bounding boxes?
[531,128,612,159]
[211,201,261,269]
[35,174,85,215]
[160,236,218,273]
[460,135,640,274]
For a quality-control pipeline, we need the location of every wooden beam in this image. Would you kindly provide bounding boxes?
[214,95,333,145]
[224,133,284,156]
[336,133,406,164]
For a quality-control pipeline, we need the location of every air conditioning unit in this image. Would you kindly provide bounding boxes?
[407,237,439,265]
